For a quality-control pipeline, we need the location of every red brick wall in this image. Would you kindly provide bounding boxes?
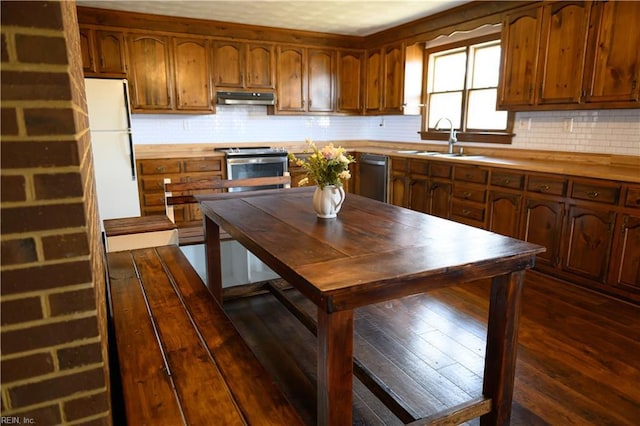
[1,1,111,424]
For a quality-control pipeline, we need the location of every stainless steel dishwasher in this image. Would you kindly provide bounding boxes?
[359,153,388,202]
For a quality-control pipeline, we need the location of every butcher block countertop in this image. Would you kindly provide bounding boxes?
[135,141,640,183]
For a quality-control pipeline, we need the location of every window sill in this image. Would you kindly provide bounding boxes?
[420,131,514,144]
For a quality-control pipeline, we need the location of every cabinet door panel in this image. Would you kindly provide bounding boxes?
[213,42,243,87]
[96,31,126,75]
[365,49,382,112]
[499,7,541,107]
[563,205,615,282]
[429,181,452,219]
[80,28,95,73]
[276,46,306,112]
[337,50,363,113]
[522,198,564,267]
[383,44,404,113]
[537,2,590,104]
[128,34,173,110]
[246,44,274,88]
[489,191,521,238]
[585,1,640,103]
[173,38,212,111]
[409,176,429,213]
[308,49,335,112]
[610,214,640,291]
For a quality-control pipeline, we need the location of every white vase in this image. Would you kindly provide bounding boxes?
[313,185,345,219]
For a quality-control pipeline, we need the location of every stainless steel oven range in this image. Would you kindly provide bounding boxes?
[215,147,288,192]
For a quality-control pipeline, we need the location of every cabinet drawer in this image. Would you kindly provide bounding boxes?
[409,159,429,175]
[571,181,620,205]
[140,176,174,192]
[453,184,486,203]
[454,166,488,184]
[183,158,223,173]
[429,162,452,178]
[138,159,182,175]
[143,193,168,207]
[527,175,567,196]
[491,171,524,189]
[625,186,640,208]
[451,200,485,222]
[390,157,408,172]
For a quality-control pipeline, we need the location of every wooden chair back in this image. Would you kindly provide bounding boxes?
[164,174,291,224]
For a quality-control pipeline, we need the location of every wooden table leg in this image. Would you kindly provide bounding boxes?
[204,216,222,303]
[317,309,354,426]
[481,270,525,426]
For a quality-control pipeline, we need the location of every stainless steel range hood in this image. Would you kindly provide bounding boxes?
[216,91,276,105]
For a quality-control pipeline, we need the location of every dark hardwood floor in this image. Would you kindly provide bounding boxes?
[224,271,640,425]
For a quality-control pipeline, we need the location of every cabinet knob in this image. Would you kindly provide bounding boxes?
[462,209,471,216]
[539,184,550,191]
[587,191,599,198]
[156,166,166,173]
[463,191,472,199]
[503,178,511,184]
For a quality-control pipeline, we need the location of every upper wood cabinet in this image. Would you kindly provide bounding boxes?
[498,6,541,107]
[537,1,591,105]
[364,49,383,113]
[307,49,335,112]
[583,1,640,104]
[127,33,173,111]
[79,26,127,77]
[498,1,640,110]
[212,41,274,90]
[273,46,335,114]
[364,42,419,115]
[336,50,363,114]
[172,37,213,112]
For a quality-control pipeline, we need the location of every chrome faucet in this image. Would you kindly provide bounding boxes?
[434,117,457,154]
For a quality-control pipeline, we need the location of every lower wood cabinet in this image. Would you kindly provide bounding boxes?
[382,157,638,303]
[136,156,224,228]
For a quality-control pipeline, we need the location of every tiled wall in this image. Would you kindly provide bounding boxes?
[1,1,111,424]
[132,106,639,156]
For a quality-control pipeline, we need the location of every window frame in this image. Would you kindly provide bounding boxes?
[420,33,514,144]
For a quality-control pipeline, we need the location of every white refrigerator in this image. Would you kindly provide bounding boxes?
[85,78,141,224]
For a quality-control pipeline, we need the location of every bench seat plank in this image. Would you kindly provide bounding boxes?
[156,245,304,425]
[107,245,303,425]
[107,251,185,426]
[131,248,246,426]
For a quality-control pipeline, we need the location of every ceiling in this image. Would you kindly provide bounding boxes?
[75,0,469,36]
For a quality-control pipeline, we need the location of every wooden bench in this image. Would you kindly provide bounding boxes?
[106,244,303,425]
[165,175,291,246]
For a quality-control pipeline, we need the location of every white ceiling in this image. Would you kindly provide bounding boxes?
[76,0,469,36]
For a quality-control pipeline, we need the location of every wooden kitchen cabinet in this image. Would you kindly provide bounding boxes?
[609,213,640,293]
[173,37,213,112]
[364,42,407,114]
[562,204,616,283]
[583,1,640,104]
[212,41,275,89]
[307,49,335,112]
[136,156,224,228]
[79,27,95,74]
[451,165,489,228]
[536,1,591,105]
[488,171,524,238]
[389,157,409,207]
[498,5,541,108]
[273,45,335,114]
[498,1,640,110]
[127,33,173,111]
[80,26,127,77]
[336,50,363,114]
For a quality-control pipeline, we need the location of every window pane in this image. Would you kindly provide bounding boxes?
[471,44,501,88]
[432,51,466,92]
[467,89,507,130]
[428,92,462,128]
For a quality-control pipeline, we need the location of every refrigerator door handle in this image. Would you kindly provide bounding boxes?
[122,80,136,180]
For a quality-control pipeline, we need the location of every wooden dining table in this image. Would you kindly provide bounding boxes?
[198,187,545,425]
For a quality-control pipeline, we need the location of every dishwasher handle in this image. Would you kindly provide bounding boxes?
[360,154,388,166]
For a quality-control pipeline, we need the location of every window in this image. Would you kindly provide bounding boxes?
[421,34,514,144]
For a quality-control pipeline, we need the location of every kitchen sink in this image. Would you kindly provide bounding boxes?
[430,152,484,158]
